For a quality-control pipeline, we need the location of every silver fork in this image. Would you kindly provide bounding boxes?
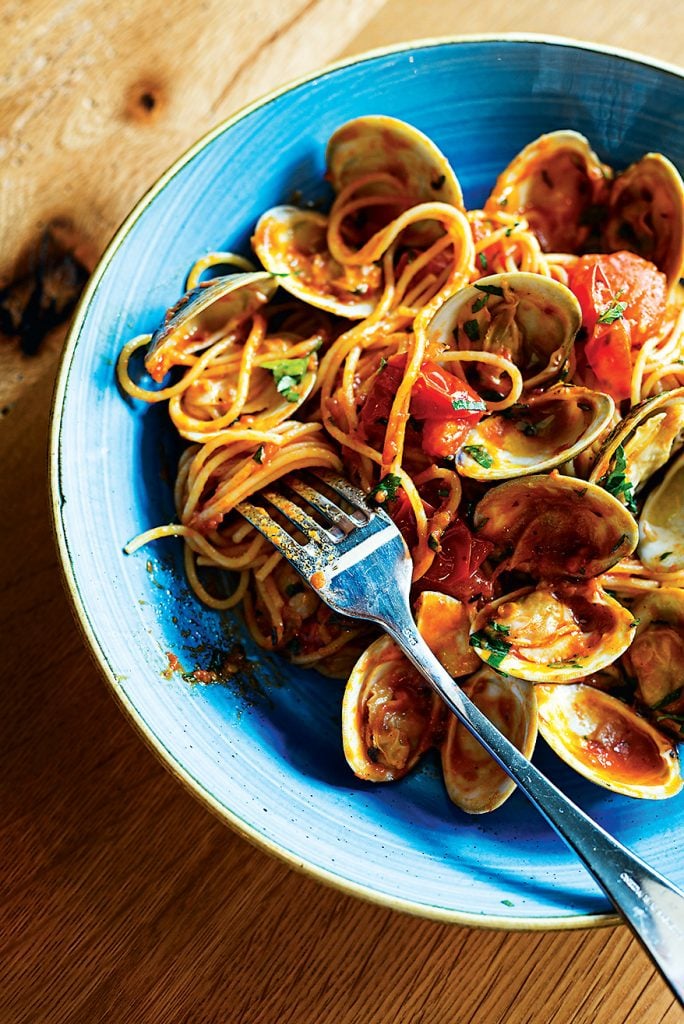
[238,471,684,1004]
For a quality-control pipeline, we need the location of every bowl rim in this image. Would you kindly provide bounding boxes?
[49,32,684,931]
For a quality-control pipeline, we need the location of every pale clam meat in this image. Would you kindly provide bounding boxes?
[589,388,684,509]
[638,449,684,572]
[485,131,612,253]
[456,385,614,481]
[426,273,581,394]
[626,589,684,738]
[535,683,682,799]
[469,582,636,683]
[603,153,684,289]
[252,206,382,318]
[326,114,463,209]
[145,272,277,382]
[341,635,442,782]
[473,473,638,579]
[441,667,537,813]
[413,590,480,678]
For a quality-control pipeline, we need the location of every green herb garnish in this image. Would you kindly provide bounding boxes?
[253,444,265,464]
[659,551,673,562]
[463,319,480,342]
[597,300,627,325]
[261,356,310,402]
[368,473,402,505]
[478,252,488,270]
[472,294,488,313]
[452,396,487,412]
[474,282,505,298]
[428,533,440,551]
[598,444,637,513]
[652,687,683,710]
[470,627,511,669]
[463,445,493,469]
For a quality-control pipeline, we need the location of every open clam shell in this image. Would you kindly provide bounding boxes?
[426,273,581,394]
[441,667,537,813]
[145,272,277,382]
[627,589,684,738]
[536,683,682,799]
[456,385,614,481]
[602,153,684,289]
[485,130,612,252]
[341,635,442,782]
[252,206,383,318]
[326,114,463,209]
[469,582,636,683]
[589,387,684,509]
[413,590,480,678]
[638,449,684,572]
[473,473,638,579]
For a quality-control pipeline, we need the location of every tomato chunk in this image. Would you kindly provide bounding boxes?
[568,251,667,402]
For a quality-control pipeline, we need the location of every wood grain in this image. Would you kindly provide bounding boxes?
[1,2,683,1022]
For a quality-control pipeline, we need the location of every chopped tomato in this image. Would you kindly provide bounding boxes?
[360,354,485,457]
[415,520,493,602]
[568,251,667,401]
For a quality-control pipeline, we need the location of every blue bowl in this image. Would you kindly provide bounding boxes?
[51,36,684,928]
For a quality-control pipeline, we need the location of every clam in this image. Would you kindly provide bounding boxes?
[326,114,463,209]
[426,273,581,395]
[413,590,481,678]
[627,589,684,738]
[341,635,442,782]
[145,272,277,382]
[469,581,635,682]
[638,449,684,572]
[473,473,638,579]
[441,667,537,813]
[456,385,614,481]
[535,684,682,799]
[589,388,684,510]
[485,131,612,252]
[603,153,684,289]
[252,206,382,318]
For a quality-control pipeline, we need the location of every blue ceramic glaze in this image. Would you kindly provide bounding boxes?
[52,38,684,927]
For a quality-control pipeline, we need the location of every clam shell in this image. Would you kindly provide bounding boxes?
[145,272,277,382]
[252,206,382,318]
[627,589,684,738]
[469,582,636,683]
[326,115,463,208]
[589,387,684,505]
[456,385,614,481]
[426,272,581,393]
[414,590,480,678]
[441,667,537,813]
[536,683,682,799]
[473,473,638,579]
[638,449,684,571]
[341,635,442,782]
[603,153,684,289]
[485,130,612,252]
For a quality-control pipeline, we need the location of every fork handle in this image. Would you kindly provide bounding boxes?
[382,616,684,1004]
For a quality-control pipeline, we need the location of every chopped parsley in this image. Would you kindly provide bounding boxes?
[659,551,673,562]
[463,444,493,469]
[549,658,583,669]
[504,221,521,237]
[597,300,627,325]
[470,627,511,669]
[431,174,446,191]
[478,252,488,270]
[253,444,265,464]
[474,282,505,298]
[463,319,480,342]
[452,396,487,412]
[368,473,402,505]
[609,532,629,554]
[656,712,684,727]
[472,294,488,314]
[490,622,510,635]
[597,444,637,513]
[428,532,440,551]
[261,356,310,402]
[516,420,538,437]
[501,899,514,907]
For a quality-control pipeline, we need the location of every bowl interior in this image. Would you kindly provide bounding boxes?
[53,38,684,926]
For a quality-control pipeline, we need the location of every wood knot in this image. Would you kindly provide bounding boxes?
[126,81,165,123]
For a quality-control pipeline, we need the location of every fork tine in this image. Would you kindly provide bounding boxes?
[315,470,375,515]
[286,476,360,535]
[261,489,337,552]
[237,499,317,574]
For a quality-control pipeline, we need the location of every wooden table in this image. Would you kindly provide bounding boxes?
[2,3,683,1022]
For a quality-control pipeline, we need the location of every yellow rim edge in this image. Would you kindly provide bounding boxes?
[50,32,684,931]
